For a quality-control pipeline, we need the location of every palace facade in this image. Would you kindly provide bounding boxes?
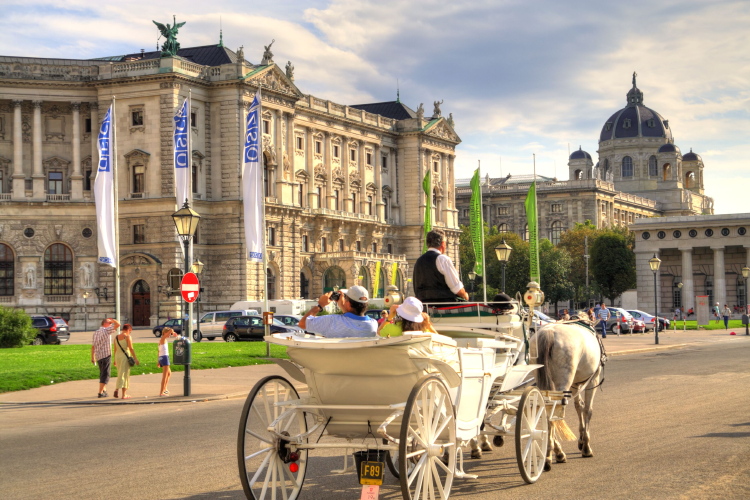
[0,41,461,327]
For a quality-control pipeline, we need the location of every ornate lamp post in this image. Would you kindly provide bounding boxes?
[742,266,749,336]
[191,260,204,342]
[172,201,201,396]
[494,239,513,293]
[649,254,661,345]
[468,271,476,302]
[677,282,683,332]
[82,291,90,332]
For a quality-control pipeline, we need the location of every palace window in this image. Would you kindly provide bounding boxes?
[302,235,309,252]
[350,149,356,162]
[133,224,145,244]
[498,223,509,233]
[296,136,303,150]
[550,221,563,245]
[267,227,276,246]
[133,165,145,194]
[190,112,197,128]
[0,243,14,296]
[48,172,63,194]
[498,206,509,215]
[44,243,73,296]
[320,237,327,252]
[622,156,633,177]
[551,203,562,213]
[315,140,322,154]
[333,145,340,158]
[263,119,270,134]
[649,155,658,177]
[338,239,344,252]
[366,152,372,165]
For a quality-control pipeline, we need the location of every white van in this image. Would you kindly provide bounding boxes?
[230,300,306,316]
[199,310,259,340]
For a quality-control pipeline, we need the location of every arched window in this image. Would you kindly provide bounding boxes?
[550,221,563,245]
[0,243,14,296]
[358,266,370,293]
[685,171,695,189]
[523,224,529,242]
[323,266,346,292]
[574,169,582,180]
[44,243,73,295]
[663,163,671,181]
[498,223,509,233]
[377,268,386,299]
[300,271,310,299]
[603,159,610,177]
[648,155,657,177]
[621,156,633,177]
[267,268,276,300]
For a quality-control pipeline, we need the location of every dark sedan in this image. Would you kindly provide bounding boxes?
[153,319,185,337]
[31,316,70,345]
[223,315,296,341]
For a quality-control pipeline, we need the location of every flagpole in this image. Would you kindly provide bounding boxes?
[112,96,121,324]
[256,91,270,357]
[188,89,194,340]
[479,160,487,303]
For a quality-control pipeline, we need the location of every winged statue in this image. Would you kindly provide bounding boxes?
[153,16,186,57]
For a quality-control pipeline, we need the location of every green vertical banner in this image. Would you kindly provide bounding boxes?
[469,168,484,276]
[391,262,398,285]
[422,170,432,253]
[524,181,540,284]
[373,261,382,298]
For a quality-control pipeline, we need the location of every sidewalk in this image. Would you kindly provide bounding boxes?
[1,328,747,406]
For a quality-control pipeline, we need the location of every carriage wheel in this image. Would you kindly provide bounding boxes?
[238,375,308,500]
[386,442,416,480]
[399,375,456,500]
[514,386,549,484]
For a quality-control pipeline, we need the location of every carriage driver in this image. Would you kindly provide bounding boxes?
[413,229,469,304]
[299,285,378,338]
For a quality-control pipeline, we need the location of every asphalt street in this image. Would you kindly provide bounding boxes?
[1,339,749,499]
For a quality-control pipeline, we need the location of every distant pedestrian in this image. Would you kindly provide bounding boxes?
[113,324,139,399]
[674,307,681,321]
[713,302,721,324]
[722,304,731,329]
[377,310,388,326]
[596,303,610,338]
[91,317,120,398]
[561,309,571,321]
[158,327,178,396]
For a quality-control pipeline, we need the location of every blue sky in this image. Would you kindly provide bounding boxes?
[2,0,748,214]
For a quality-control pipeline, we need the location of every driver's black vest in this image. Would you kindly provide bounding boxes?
[413,251,456,303]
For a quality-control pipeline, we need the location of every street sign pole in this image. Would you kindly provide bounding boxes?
[180,271,200,396]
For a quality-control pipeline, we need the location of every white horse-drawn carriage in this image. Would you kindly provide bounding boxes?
[237,292,578,499]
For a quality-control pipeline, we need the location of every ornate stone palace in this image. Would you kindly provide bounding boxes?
[456,75,714,243]
[0,40,460,327]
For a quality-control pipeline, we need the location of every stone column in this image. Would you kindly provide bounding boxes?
[440,153,448,224]
[712,246,726,310]
[306,127,315,207]
[374,144,383,220]
[70,102,83,200]
[90,102,99,159]
[11,100,25,199]
[343,139,351,212]
[31,101,44,200]
[358,141,366,213]
[681,248,694,312]
[325,135,334,210]
[274,109,284,199]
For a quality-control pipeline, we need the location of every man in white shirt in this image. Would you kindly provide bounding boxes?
[413,230,469,303]
[299,286,378,338]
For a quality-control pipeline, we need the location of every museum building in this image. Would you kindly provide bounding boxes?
[0,36,461,327]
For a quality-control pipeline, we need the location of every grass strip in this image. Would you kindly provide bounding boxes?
[0,342,288,394]
[664,319,747,331]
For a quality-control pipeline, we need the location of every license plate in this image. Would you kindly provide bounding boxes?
[359,461,385,485]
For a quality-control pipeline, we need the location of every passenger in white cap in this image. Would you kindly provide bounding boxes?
[378,297,437,337]
[299,285,378,338]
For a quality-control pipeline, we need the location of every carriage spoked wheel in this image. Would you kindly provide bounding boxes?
[399,375,456,499]
[238,375,308,500]
[515,386,549,484]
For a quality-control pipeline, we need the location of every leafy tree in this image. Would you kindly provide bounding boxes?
[539,239,574,316]
[591,230,636,304]
[558,220,599,307]
[0,306,37,348]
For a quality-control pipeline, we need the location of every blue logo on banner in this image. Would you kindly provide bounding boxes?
[244,95,260,163]
[174,100,189,169]
[97,107,112,172]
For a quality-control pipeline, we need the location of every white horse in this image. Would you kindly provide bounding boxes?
[530,321,604,470]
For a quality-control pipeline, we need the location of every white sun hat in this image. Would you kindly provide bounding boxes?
[396,297,425,323]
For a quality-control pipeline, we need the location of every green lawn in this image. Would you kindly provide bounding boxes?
[0,342,288,394]
[667,319,747,331]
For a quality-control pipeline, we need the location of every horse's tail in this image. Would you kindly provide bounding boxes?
[533,328,555,391]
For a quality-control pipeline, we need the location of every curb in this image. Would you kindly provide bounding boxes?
[0,391,250,407]
[608,344,690,357]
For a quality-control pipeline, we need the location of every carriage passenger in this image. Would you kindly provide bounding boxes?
[298,286,378,338]
[378,297,437,337]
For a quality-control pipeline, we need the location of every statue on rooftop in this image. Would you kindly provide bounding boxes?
[153,16,186,57]
[632,71,637,87]
[285,61,294,81]
[433,99,443,117]
[447,113,455,128]
[262,39,275,65]
[416,103,424,121]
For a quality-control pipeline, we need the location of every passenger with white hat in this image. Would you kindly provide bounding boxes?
[378,297,437,337]
[299,285,378,338]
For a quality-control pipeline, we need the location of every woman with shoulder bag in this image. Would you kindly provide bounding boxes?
[114,324,139,399]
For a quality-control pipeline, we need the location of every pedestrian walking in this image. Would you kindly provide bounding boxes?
[713,302,721,324]
[722,304,731,329]
[90,317,120,398]
[597,303,611,338]
[158,327,178,396]
[113,324,139,399]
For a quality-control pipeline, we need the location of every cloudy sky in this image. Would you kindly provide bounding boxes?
[2,0,748,214]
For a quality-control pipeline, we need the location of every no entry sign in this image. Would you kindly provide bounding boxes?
[180,272,200,303]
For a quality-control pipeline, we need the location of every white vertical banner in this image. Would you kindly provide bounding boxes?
[94,105,116,267]
[242,91,264,262]
[174,98,190,206]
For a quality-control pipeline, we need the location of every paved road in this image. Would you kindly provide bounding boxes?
[2,340,749,499]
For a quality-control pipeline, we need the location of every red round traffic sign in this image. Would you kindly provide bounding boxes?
[180,272,200,303]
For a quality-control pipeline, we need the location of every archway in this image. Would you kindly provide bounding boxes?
[323,266,346,293]
[131,280,151,326]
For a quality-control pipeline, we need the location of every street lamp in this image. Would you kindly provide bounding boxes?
[494,239,513,293]
[82,291,90,332]
[191,260,204,342]
[742,266,749,336]
[468,271,476,302]
[649,253,661,345]
[677,282,683,332]
[172,201,201,396]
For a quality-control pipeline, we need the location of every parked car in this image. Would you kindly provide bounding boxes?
[30,315,70,345]
[199,310,260,340]
[274,314,303,328]
[365,309,386,322]
[627,310,670,331]
[632,318,647,333]
[530,310,555,332]
[222,315,297,342]
[153,319,185,337]
[593,306,635,333]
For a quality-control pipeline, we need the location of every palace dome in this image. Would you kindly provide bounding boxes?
[599,75,673,143]
[569,147,592,160]
[682,149,702,162]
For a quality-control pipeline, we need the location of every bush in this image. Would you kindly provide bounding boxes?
[0,307,37,348]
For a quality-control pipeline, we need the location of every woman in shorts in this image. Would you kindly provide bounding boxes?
[158,327,178,396]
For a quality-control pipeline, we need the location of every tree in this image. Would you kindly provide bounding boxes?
[0,306,37,348]
[591,230,636,304]
[558,220,600,308]
[539,239,574,316]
